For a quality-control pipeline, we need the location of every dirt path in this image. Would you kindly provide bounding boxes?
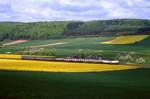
[30,42,68,48]
[3,40,28,46]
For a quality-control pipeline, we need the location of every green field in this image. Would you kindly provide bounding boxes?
[0,17,150,99]
[0,68,150,99]
[0,35,150,99]
[1,36,150,65]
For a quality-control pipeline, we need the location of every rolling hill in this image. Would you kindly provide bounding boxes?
[0,19,150,40]
[0,19,150,99]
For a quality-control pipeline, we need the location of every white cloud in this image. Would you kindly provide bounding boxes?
[0,0,149,22]
[100,0,149,19]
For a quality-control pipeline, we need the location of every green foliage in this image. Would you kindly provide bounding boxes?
[0,19,150,40]
[0,21,71,40]
[64,19,150,36]
[0,43,2,48]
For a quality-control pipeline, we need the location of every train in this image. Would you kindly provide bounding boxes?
[22,56,120,64]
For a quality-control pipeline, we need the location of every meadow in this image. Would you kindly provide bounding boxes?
[0,68,150,99]
[1,35,150,65]
[0,35,150,99]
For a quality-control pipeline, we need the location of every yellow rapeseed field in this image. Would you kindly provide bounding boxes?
[0,59,136,72]
[0,54,22,59]
[102,35,148,44]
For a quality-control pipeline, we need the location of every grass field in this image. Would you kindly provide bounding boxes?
[0,68,150,99]
[0,35,150,99]
[1,36,149,53]
[1,36,150,65]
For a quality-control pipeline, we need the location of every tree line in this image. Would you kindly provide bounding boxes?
[0,19,150,40]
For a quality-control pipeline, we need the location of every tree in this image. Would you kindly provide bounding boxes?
[0,42,3,48]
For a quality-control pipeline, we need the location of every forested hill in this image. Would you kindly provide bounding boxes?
[0,19,150,40]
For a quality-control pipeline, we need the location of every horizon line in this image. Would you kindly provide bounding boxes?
[0,18,150,23]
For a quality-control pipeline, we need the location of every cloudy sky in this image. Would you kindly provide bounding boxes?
[0,0,150,22]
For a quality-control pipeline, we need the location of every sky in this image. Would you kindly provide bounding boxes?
[0,0,150,22]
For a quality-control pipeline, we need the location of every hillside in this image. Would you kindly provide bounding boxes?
[1,35,150,64]
[0,19,150,40]
[0,21,71,40]
[64,19,150,36]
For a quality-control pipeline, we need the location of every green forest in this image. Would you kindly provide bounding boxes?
[0,19,150,40]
